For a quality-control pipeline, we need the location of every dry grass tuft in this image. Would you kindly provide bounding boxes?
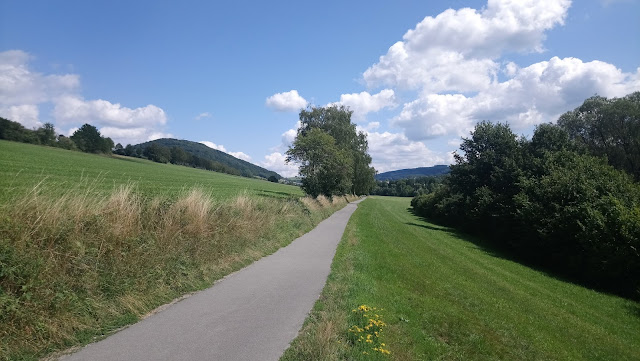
[0,183,353,360]
[316,195,331,208]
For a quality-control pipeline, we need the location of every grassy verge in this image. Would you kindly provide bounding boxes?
[0,141,358,360]
[281,196,640,361]
[0,183,355,360]
[0,140,303,201]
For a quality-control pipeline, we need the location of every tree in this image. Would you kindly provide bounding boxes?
[170,146,188,164]
[56,135,77,150]
[558,92,640,180]
[287,106,375,196]
[36,123,56,146]
[70,124,111,153]
[143,143,171,163]
[114,143,125,155]
[287,128,353,197]
[124,144,134,156]
[268,175,278,183]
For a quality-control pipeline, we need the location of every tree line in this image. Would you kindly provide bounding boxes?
[114,142,244,177]
[371,176,442,197]
[0,118,277,180]
[412,92,640,299]
[0,118,114,153]
[286,106,376,197]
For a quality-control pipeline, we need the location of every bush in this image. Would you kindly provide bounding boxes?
[412,120,640,299]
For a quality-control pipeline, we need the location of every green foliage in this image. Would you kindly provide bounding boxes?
[70,123,113,154]
[558,92,640,180]
[412,117,640,299]
[375,165,450,181]
[287,106,376,196]
[143,143,172,163]
[288,128,354,197]
[283,197,640,361]
[0,117,79,151]
[131,138,280,179]
[373,176,442,197]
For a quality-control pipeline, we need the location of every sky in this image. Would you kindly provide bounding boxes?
[1,0,639,176]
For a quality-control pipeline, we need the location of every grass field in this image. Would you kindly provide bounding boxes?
[0,140,303,201]
[0,141,352,360]
[282,196,640,361]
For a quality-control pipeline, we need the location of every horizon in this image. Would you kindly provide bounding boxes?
[1,0,639,176]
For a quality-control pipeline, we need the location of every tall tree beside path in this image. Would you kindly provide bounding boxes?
[287,106,376,197]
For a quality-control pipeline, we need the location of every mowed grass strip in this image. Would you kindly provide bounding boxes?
[0,140,303,201]
[282,196,640,361]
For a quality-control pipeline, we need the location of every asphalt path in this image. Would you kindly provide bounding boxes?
[61,198,364,361]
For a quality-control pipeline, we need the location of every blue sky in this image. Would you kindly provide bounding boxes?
[1,0,639,176]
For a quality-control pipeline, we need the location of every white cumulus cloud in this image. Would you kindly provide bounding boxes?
[363,0,571,93]
[0,104,41,128]
[0,49,171,145]
[195,112,212,120]
[261,152,299,177]
[393,57,640,140]
[358,127,447,173]
[265,90,308,112]
[332,89,396,120]
[53,95,167,127]
[200,141,251,161]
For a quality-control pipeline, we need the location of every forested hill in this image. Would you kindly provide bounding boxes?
[375,165,450,181]
[132,138,280,179]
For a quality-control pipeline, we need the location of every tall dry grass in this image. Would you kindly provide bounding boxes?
[0,184,352,360]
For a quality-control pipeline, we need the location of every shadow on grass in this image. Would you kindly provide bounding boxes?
[405,207,640,307]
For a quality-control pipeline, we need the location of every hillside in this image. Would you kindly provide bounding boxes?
[132,138,281,179]
[375,164,450,181]
[0,140,302,200]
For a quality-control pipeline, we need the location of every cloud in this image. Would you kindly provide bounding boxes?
[281,128,297,147]
[53,95,167,127]
[199,141,251,161]
[200,141,227,152]
[0,50,79,106]
[332,89,396,120]
[229,151,251,161]
[0,104,40,128]
[195,112,212,120]
[265,90,308,112]
[99,127,173,145]
[0,49,171,145]
[260,152,298,177]
[359,128,448,172]
[363,0,571,92]
[393,57,640,140]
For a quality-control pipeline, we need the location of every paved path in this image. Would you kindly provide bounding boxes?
[61,199,364,361]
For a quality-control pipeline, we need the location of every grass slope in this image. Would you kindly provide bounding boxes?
[282,196,640,361]
[0,141,357,360]
[0,140,302,201]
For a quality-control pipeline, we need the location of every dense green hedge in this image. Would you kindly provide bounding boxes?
[412,117,640,299]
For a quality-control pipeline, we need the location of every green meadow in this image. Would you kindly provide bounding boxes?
[0,140,351,360]
[0,140,303,201]
[283,197,640,361]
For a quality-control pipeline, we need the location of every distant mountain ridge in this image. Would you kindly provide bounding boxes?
[375,165,450,181]
[133,138,281,179]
